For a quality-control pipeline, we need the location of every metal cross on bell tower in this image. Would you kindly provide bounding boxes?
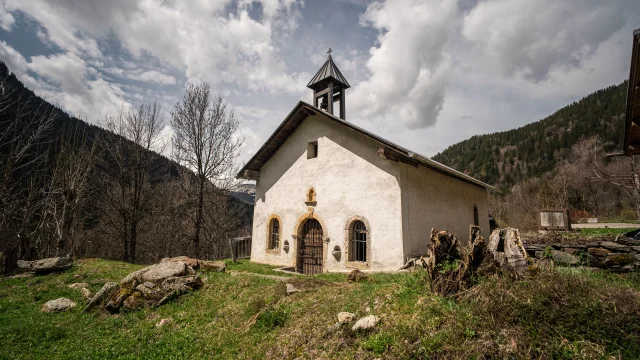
[306,49,350,120]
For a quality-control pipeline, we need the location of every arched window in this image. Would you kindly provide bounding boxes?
[349,220,367,262]
[269,218,280,250]
[473,204,479,226]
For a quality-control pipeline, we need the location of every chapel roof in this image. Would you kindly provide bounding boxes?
[306,54,350,90]
[237,101,496,191]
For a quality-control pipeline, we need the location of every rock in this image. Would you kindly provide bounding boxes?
[18,256,72,274]
[534,251,545,259]
[84,282,117,312]
[352,315,379,331]
[106,286,134,313]
[160,256,199,268]
[632,246,640,253]
[563,247,578,255]
[42,298,76,312]
[122,292,144,311]
[160,275,203,292]
[73,274,84,279]
[347,269,368,282]
[199,260,227,272]
[588,247,611,258]
[285,283,300,295]
[635,254,640,262]
[602,253,635,268]
[136,282,164,300]
[600,241,631,252]
[337,312,355,324]
[550,250,579,265]
[81,287,92,300]
[617,235,640,246]
[68,282,90,290]
[120,261,188,285]
[156,318,173,327]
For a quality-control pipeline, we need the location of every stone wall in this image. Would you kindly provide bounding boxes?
[523,235,640,272]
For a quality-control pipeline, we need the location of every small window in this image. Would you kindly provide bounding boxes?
[473,205,479,226]
[349,220,367,262]
[269,219,280,250]
[307,141,318,159]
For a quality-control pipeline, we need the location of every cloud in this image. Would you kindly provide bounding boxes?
[0,2,15,31]
[349,0,458,129]
[5,0,307,94]
[127,70,176,85]
[462,0,629,82]
[0,42,130,122]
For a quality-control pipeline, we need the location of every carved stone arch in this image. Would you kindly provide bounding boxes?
[292,209,329,274]
[266,214,283,253]
[344,215,371,270]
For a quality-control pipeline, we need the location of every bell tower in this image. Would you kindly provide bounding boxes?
[307,48,350,120]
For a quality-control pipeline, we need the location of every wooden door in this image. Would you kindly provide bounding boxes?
[298,219,323,275]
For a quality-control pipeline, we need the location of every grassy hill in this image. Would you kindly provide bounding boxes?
[433,82,627,189]
[1,258,639,359]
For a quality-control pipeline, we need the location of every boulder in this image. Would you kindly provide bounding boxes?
[199,260,227,272]
[18,256,72,274]
[84,282,117,312]
[347,269,368,282]
[600,241,631,253]
[352,315,379,331]
[161,256,199,268]
[120,261,188,285]
[122,292,144,311]
[285,283,300,295]
[156,318,173,327]
[42,298,76,312]
[602,253,635,268]
[337,312,356,324]
[68,282,90,290]
[106,286,134,313]
[160,275,203,293]
[81,287,92,300]
[550,250,579,265]
[587,247,611,260]
[136,282,164,300]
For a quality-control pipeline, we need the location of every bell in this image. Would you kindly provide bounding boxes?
[320,98,328,110]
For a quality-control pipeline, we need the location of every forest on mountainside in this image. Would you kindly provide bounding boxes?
[433,82,627,190]
[0,61,251,273]
[432,81,639,229]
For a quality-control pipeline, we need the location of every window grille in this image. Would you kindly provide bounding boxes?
[349,220,367,262]
[270,219,280,249]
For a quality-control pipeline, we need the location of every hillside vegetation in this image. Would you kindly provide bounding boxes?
[433,82,627,189]
[1,259,639,359]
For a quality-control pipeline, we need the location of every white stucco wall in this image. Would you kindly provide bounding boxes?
[399,164,490,258]
[251,114,405,272]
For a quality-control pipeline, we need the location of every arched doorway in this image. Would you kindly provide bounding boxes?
[297,218,324,275]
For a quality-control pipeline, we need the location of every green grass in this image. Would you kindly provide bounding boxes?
[1,258,639,359]
[577,227,634,236]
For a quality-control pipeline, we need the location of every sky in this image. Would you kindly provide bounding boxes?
[0,0,638,164]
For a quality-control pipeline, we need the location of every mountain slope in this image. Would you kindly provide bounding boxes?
[432,82,627,188]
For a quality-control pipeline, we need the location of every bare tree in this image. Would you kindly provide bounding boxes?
[171,84,242,258]
[44,124,96,257]
[0,76,56,271]
[97,103,165,262]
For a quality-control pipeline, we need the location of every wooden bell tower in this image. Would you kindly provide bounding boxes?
[307,49,350,120]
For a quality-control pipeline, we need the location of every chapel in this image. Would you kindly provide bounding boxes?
[238,51,494,274]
